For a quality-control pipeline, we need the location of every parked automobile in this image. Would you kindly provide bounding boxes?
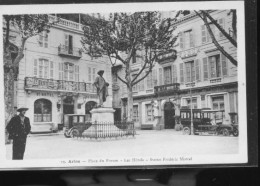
[63,114,91,138]
[180,107,238,136]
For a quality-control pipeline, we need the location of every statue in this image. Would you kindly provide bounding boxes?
[93,70,109,107]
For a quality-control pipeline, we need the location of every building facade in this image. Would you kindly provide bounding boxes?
[112,10,238,130]
[7,15,113,132]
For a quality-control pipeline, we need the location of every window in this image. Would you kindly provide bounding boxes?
[34,59,53,79]
[180,63,184,84]
[34,99,52,122]
[209,55,221,78]
[65,34,73,54]
[132,74,138,92]
[172,64,177,83]
[185,61,195,83]
[146,72,153,89]
[39,32,48,48]
[133,105,139,122]
[158,68,163,86]
[146,104,153,121]
[212,95,225,119]
[180,30,194,50]
[64,63,74,81]
[58,63,79,81]
[139,73,145,91]
[186,98,197,109]
[164,66,172,85]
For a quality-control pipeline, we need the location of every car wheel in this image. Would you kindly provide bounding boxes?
[221,128,230,136]
[64,130,71,138]
[233,128,239,137]
[183,127,191,135]
[70,128,80,138]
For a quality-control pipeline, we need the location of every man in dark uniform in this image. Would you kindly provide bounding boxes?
[6,107,31,160]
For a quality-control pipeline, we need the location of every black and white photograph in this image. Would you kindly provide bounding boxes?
[0,1,248,169]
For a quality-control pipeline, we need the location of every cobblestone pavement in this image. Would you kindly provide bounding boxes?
[5,130,238,160]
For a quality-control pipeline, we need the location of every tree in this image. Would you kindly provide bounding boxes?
[81,12,177,121]
[176,10,237,66]
[3,14,58,141]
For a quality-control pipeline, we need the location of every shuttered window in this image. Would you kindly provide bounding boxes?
[139,73,145,91]
[88,67,91,82]
[195,59,200,82]
[75,65,79,82]
[218,18,225,39]
[203,57,208,81]
[180,63,184,84]
[201,25,207,44]
[152,69,157,86]
[158,68,163,86]
[172,64,177,83]
[50,61,54,79]
[33,59,38,77]
[146,72,153,89]
[221,53,228,76]
[59,63,64,80]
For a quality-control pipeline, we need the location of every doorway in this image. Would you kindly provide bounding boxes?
[164,102,175,129]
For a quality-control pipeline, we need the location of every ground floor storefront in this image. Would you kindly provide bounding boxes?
[18,91,99,133]
[120,82,238,130]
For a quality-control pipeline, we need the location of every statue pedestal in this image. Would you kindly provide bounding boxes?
[90,107,115,123]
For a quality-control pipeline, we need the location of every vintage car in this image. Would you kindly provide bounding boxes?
[180,107,238,136]
[63,114,91,138]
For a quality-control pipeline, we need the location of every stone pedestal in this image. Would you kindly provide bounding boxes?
[90,107,115,123]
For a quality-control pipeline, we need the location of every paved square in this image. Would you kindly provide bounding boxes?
[5,130,238,160]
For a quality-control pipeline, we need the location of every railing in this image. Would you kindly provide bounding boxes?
[72,121,135,139]
[210,78,222,83]
[48,15,82,31]
[154,83,180,94]
[25,77,96,93]
[58,44,82,58]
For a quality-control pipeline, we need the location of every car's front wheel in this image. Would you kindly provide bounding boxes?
[232,128,239,137]
[183,127,191,135]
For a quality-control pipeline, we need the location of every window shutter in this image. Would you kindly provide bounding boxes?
[172,64,177,83]
[59,63,64,80]
[203,57,208,81]
[207,25,215,42]
[221,53,228,76]
[190,30,195,48]
[92,68,96,83]
[179,32,184,50]
[88,67,92,82]
[44,33,48,48]
[158,68,163,86]
[39,34,43,47]
[50,61,54,79]
[74,65,79,82]
[195,59,200,81]
[201,25,207,44]
[139,73,144,91]
[218,18,225,39]
[33,59,38,77]
[152,69,157,86]
[180,63,184,84]
[64,34,69,51]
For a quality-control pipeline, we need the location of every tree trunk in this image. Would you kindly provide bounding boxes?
[127,85,133,122]
[4,54,15,144]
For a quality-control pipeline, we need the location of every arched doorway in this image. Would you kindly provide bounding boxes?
[34,99,52,122]
[63,96,74,115]
[85,101,97,121]
[164,102,175,129]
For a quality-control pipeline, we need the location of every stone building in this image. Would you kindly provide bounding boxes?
[5,15,113,132]
[112,10,238,130]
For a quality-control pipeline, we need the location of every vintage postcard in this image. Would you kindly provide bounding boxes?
[0,1,247,169]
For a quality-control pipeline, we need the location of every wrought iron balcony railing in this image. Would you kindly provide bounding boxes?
[58,44,82,58]
[25,77,96,93]
[154,83,180,95]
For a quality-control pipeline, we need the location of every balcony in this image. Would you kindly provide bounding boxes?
[25,77,96,94]
[154,83,180,96]
[157,50,177,63]
[58,45,82,59]
[48,15,82,31]
[210,77,222,83]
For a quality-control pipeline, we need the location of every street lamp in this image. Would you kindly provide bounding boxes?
[188,82,195,135]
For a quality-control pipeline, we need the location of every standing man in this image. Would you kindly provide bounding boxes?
[6,107,31,160]
[93,70,109,107]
